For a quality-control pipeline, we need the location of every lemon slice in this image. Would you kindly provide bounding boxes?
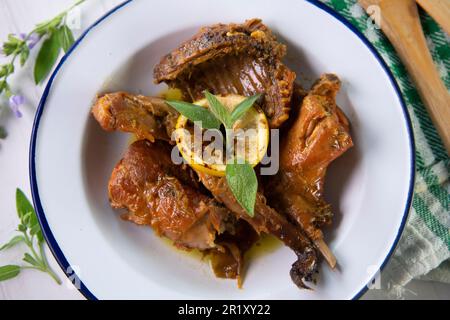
[174,95,269,176]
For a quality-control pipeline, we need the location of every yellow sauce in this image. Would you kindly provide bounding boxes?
[158,233,282,262]
[245,234,282,260]
[160,87,183,101]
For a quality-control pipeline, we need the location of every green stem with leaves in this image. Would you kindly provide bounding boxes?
[38,241,61,284]
[0,0,86,121]
[0,189,61,284]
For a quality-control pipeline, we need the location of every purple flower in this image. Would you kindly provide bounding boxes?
[16,32,40,49]
[9,95,24,118]
[26,33,40,49]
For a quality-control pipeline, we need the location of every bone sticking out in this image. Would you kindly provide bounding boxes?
[314,238,336,269]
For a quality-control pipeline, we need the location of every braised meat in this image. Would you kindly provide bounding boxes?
[109,139,257,284]
[109,140,231,250]
[92,92,318,288]
[91,19,356,290]
[154,18,295,128]
[211,220,259,287]
[92,92,178,143]
[266,74,353,267]
[197,172,317,288]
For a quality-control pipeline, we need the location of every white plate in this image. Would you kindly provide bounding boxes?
[30,0,414,299]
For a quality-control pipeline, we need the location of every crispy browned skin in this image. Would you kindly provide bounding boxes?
[197,172,317,288]
[108,139,255,284]
[154,18,295,128]
[92,92,179,142]
[267,74,353,242]
[92,91,318,288]
[108,140,231,250]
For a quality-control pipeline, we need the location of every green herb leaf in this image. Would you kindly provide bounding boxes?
[0,126,7,139]
[6,64,14,75]
[15,189,43,242]
[0,265,21,281]
[0,81,6,95]
[27,211,39,232]
[16,189,35,221]
[0,235,25,251]
[20,47,30,66]
[226,162,257,216]
[0,65,8,77]
[229,94,261,125]
[166,100,221,130]
[1,43,16,56]
[7,34,21,44]
[22,211,32,226]
[34,21,51,36]
[29,224,44,244]
[2,40,19,56]
[58,25,74,53]
[2,35,22,57]
[23,253,40,267]
[204,91,232,128]
[34,16,63,36]
[34,31,61,84]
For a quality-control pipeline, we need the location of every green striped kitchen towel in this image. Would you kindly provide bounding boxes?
[319,0,450,297]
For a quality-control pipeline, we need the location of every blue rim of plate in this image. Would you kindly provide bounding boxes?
[29,0,415,300]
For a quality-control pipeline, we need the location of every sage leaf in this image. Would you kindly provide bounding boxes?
[29,224,44,244]
[204,91,231,128]
[15,189,43,242]
[16,189,34,221]
[22,211,32,227]
[2,35,21,56]
[7,34,21,44]
[23,253,40,267]
[58,25,74,53]
[6,64,14,75]
[0,265,21,281]
[34,31,61,84]
[0,65,8,77]
[20,47,30,66]
[229,94,261,125]
[0,126,7,139]
[37,231,44,244]
[0,235,25,251]
[166,100,221,130]
[27,210,39,232]
[0,81,6,95]
[34,16,63,36]
[226,162,257,216]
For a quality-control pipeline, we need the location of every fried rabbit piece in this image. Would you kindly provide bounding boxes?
[267,74,353,268]
[92,92,179,143]
[197,172,318,289]
[154,18,295,128]
[108,140,231,250]
[92,91,318,287]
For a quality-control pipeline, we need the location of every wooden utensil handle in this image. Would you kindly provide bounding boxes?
[416,0,450,35]
[361,0,450,154]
